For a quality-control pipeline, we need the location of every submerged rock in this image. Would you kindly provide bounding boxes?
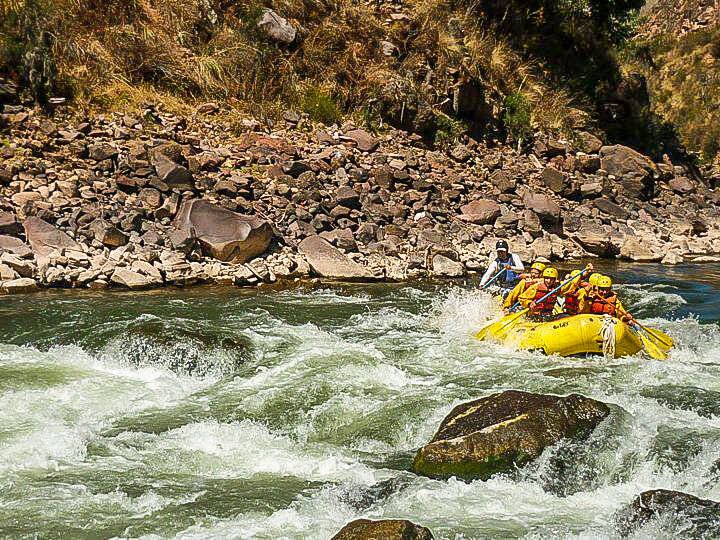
[332,519,433,540]
[615,490,720,537]
[412,390,609,481]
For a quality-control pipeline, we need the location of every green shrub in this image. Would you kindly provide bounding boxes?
[301,86,342,125]
[503,92,532,143]
[434,111,467,148]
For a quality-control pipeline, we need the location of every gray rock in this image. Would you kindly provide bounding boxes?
[173,199,272,263]
[299,235,374,280]
[432,254,464,277]
[1,277,38,294]
[0,235,32,257]
[257,8,296,44]
[110,267,154,290]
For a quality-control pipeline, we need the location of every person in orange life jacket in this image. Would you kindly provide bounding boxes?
[502,261,546,312]
[579,275,634,323]
[518,267,560,320]
[480,240,525,296]
[559,264,594,315]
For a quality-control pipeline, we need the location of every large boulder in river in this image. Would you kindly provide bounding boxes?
[615,490,720,537]
[23,217,80,257]
[332,519,433,540]
[172,199,272,263]
[299,235,374,280]
[413,390,609,481]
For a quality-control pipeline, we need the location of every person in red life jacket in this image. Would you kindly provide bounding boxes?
[579,275,634,323]
[502,261,546,312]
[519,267,560,320]
[559,264,593,316]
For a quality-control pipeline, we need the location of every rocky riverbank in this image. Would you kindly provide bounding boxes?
[1,96,719,294]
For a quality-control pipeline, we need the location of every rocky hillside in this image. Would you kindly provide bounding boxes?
[628,0,720,166]
[0,99,718,293]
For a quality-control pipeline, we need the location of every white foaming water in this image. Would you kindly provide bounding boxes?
[1,276,719,539]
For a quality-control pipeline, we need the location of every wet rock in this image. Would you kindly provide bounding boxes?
[257,8,296,44]
[299,235,373,280]
[615,490,720,537]
[23,217,81,258]
[412,390,610,481]
[331,519,433,540]
[1,277,38,294]
[460,199,502,225]
[173,199,272,263]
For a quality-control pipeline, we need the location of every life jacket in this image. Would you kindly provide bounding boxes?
[531,283,558,313]
[564,292,580,314]
[589,293,618,316]
[495,254,519,286]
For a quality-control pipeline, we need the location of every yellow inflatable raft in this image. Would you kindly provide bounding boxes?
[501,314,643,358]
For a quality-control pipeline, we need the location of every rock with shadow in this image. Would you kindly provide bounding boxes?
[412,390,609,481]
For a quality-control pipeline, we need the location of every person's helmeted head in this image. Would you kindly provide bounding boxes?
[565,269,583,292]
[597,275,613,296]
[542,267,559,287]
[588,273,601,288]
[495,240,509,260]
[530,261,546,279]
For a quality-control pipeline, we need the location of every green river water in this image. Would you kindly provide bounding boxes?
[0,262,719,539]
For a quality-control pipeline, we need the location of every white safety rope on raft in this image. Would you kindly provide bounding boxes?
[601,315,616,359]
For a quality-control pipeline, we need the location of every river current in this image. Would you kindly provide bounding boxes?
[1,262,719,539]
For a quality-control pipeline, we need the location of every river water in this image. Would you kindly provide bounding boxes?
[1,263,719,539]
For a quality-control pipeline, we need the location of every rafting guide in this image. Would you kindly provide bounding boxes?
[479,240,525,296]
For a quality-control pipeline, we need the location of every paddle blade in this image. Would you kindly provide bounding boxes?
[639,331,669,360]
[476,310,528,341]
[642,326,674,351]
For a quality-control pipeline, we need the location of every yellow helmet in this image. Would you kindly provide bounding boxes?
[570,269,583,278]
[588,273,601,286]
[597,275,613,288]
[531,262,547,272]
[543,267,559,279]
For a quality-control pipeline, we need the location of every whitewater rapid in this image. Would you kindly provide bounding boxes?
[0,270,718,538]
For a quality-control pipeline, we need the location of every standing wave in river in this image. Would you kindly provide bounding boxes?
[0,264,718,538]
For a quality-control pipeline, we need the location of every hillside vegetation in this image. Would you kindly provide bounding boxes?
[1,1,648,139]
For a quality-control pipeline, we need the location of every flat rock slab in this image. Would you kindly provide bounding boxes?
[23,217,80,257]
[332,519,433,540]
[173,199,272,264]
[413,390,609,480]
[299,235,374,281]
[0,235,32,257]
[1,277,38,294]
[111,267,154,290]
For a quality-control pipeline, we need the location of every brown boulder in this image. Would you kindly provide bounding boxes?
[594,198,630,220]
[522,192,562,225]
[541,166,567,194]
[0,235,32,257]
[1,277,38,294]
[619,237,662,262]
[110,267,154,290]
[23,217,80,257]
[0,211,20,235]
[332,519,433,540]
[413,390,609,481]
[173,199,272,264]
[600,145,657,177]
[345,129,379,152]
[90,220,129,248]
[460,199,502,225]
[299,235,374,280]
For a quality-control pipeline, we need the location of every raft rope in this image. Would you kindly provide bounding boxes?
[601,315,616,359]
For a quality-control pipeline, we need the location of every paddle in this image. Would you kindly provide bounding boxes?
[476,266,590,341]
[480,266,508,291]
